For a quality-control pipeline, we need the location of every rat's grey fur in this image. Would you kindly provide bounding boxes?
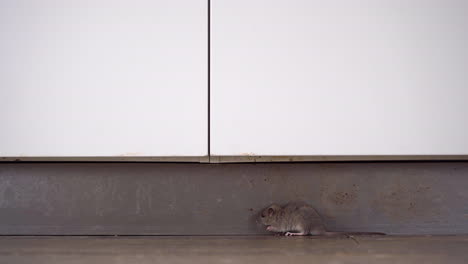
[259,201,385,236]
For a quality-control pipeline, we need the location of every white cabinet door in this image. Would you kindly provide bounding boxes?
[1,0,207,158]
[211,0,468,157]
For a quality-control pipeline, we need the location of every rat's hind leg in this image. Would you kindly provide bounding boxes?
[285,232,307,236]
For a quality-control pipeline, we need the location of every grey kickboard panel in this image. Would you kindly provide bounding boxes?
[0,162,467,235]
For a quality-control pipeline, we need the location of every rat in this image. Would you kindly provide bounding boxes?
[259,201,385,236]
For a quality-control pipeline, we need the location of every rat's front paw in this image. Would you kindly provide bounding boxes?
[266,226,274,231]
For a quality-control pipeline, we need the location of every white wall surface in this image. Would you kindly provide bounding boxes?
[211,0,468,156]
[0,0,207,157]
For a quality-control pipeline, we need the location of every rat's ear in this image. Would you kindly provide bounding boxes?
[267,207,275,216]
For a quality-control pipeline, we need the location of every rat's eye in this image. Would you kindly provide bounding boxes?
[261,213,265,218]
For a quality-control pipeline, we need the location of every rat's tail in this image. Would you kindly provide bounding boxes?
[324,231,386,236]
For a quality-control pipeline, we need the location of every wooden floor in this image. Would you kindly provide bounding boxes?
[0,235,466,264]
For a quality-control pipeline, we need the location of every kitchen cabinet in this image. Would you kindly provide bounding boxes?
[0,0,207,159]
[211,0,468,157]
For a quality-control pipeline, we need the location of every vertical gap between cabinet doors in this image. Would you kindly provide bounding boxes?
[207,0,211,160]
